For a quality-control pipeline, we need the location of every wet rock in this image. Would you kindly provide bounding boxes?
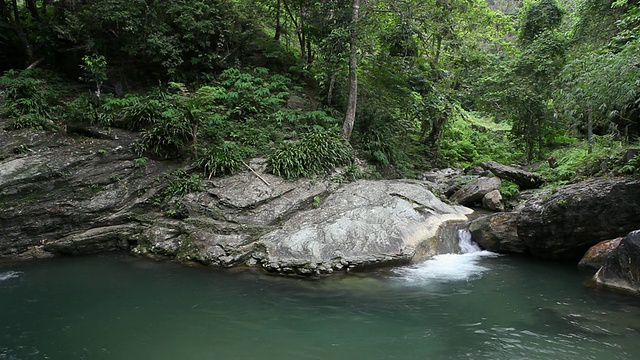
[517,178,640,259]
[593,230,640,295]
[578,238,623,270]
[450,176,501,206]
[479,161,544,189]
[469,212,525,253]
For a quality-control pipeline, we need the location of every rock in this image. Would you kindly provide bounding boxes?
[469,212,526,253]
[0,125,178,257]
[257,180,472,274]
[479,161,544,189]
[1,123,474,276]
[66,124,119,140]
[44,224,142,255]
[578,238,623,270]
[450,176,501,206]
[482,190,504,212]
[417,168,462,196]
[593,230,640,295]
[464,165,489,176]
[517,178,640,259]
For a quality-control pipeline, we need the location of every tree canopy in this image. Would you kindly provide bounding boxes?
[1,0,639,177]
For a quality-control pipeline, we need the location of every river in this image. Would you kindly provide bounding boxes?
[1,237,640,360]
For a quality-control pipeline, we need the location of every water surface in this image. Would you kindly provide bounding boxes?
[1,251,639,360]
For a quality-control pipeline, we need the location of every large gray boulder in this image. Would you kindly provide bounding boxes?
[0,126,178,257]
[256,180,472,274]
[593,230,640,295]
[479,161,544,189]
[517,178,640,258]
[467,177,640,259]
[450,176,502,206]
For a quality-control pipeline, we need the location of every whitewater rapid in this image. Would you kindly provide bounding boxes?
[393,228,499,284]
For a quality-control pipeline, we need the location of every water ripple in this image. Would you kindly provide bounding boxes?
[0,271,22,281]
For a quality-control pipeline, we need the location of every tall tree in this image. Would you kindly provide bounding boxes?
[342,0,360,139]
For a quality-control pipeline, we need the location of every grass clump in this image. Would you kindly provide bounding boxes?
[269,127,354,179]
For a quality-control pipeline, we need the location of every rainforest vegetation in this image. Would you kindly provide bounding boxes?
[1,0,639,185]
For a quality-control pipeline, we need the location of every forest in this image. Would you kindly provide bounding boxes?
[1,0,639,187]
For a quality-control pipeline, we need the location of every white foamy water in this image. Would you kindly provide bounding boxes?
[458,228,482,254]
[394,227,498,284]
[0,271,21,281]
[394,251,499,283]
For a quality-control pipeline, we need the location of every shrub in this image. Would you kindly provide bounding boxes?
[269,127,353,179]
[150,170,203,206]
[619,154,640,175]
[499,180,521,200]
[0,69,59,130]
[135,108,192,158]
[194,142,246,178]
[536,136,627,185]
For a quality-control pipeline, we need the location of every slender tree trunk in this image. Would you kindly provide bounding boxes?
[8,0,35,63]
[327,72,337,105]
[342,0,360,140]
[587,106,593,154]
[274,0,282,41]
[299,5,308,63]
[282,0,305,61]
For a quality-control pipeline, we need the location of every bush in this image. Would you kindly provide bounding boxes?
[135,108,192,158]
[269,127,353,179]
[499,180,521,200]
[536,136,627,185]
[0,69,59,130]
[150,170,203,206]
[194,142,246,178]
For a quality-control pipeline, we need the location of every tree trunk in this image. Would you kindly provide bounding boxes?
[587,106,593,154]
[327,72,337,106]
[25,0,40,21]
[274,0,282,41]
[8,0,35,63]
[342,0,360,140]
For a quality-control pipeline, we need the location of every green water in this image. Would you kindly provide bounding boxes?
[1,252,639,360]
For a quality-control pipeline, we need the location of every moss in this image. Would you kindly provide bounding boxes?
[175,237,200,262]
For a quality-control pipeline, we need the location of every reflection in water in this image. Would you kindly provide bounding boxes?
[1,251,640,360]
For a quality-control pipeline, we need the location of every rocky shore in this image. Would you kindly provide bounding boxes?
[2,122,640,294]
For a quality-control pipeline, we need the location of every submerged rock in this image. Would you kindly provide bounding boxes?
[593,230,640,295]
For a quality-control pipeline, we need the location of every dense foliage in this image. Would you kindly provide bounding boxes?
[1,0,639,181]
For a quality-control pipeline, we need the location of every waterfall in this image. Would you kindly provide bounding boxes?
[458,228,482,254]
[393,226,497,284]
